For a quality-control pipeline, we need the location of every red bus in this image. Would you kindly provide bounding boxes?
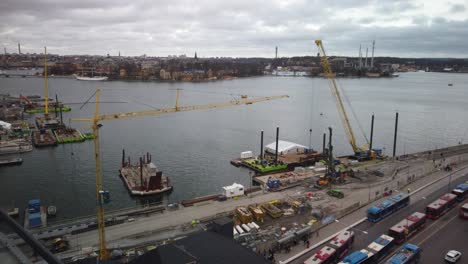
[304,230,354,264]
[388,212,426,244]
[426,193,457,219]
[460,203,468,219]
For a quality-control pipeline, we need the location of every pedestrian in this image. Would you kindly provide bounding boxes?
[407,187,411,194]
[306,240,310,248]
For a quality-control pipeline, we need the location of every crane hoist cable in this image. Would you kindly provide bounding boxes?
[335,78,369,144]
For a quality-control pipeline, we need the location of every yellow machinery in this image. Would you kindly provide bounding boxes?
[72,90,288,260]
[44,47,49,114]
[315,40,375,160]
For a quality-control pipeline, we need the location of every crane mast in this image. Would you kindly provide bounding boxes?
[315,40,359,153]
[72,90,288,260]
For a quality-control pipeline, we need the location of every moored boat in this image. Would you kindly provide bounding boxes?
[0,157,23,166]
[75,76,108,81]
[7,208,19,217]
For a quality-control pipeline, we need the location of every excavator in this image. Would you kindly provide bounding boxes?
[315,40,381,161]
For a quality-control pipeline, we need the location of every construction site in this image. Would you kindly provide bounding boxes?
[1,40,468,264]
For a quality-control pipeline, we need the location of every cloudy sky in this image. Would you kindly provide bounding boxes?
[1,0,468,58]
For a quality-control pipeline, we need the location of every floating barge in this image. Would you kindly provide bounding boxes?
[26,106,71,114]
[35,115,65,130]
[32,129,57,147]
[119,150,172,196]
[54,128,85,144]
[82,132,94,140]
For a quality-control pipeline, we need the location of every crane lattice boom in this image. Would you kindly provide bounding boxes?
[73,95,289,122]
[315,40,359,153]
[72,90,288,260]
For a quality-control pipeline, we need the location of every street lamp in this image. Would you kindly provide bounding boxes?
[368,183,371,202]
[448,171,453,192]
[249,171,253,198]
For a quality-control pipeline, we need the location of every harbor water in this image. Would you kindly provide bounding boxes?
[1,72,468,222]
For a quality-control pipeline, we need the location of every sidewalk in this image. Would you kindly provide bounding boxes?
[276,160,468,263]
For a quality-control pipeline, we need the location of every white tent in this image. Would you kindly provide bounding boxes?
[265,140,306,155]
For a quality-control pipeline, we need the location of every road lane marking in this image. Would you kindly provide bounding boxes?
[416,213,459,246]
[378,207,459,263]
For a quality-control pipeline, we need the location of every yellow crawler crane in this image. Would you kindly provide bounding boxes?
[315,40,377,160]
[72,89,288,260]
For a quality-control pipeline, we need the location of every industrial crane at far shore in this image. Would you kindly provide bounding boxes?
[315,40,381,161]
[72,89,289,260]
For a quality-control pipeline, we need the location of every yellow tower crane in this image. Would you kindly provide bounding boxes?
[72,90,289,260]
[315,40,375,160]
[44,47,49,114]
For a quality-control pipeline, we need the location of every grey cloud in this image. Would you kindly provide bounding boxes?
[450,3,466,13]
[374,1,420,15]
[0,0,467,57]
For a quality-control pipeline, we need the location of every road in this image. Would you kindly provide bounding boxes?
[352,173,468,251]
[294,171,468,263]
[417,209,468,263]
[378,202,467,263]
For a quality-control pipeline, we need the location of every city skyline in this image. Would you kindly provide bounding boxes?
[1,0,468,58]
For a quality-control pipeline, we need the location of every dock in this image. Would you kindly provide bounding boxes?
[119,151,172,196]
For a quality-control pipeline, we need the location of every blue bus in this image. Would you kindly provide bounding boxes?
[452,183,468,202]
[338,249,374,264]
[367,234,394,262]
[386,243,421,264]
[367,194,410,222]
[340,234,394,264]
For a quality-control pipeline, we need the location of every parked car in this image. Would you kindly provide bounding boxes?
[445,250,462,263]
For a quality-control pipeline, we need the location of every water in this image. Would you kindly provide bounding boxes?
[1,73,468,222]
